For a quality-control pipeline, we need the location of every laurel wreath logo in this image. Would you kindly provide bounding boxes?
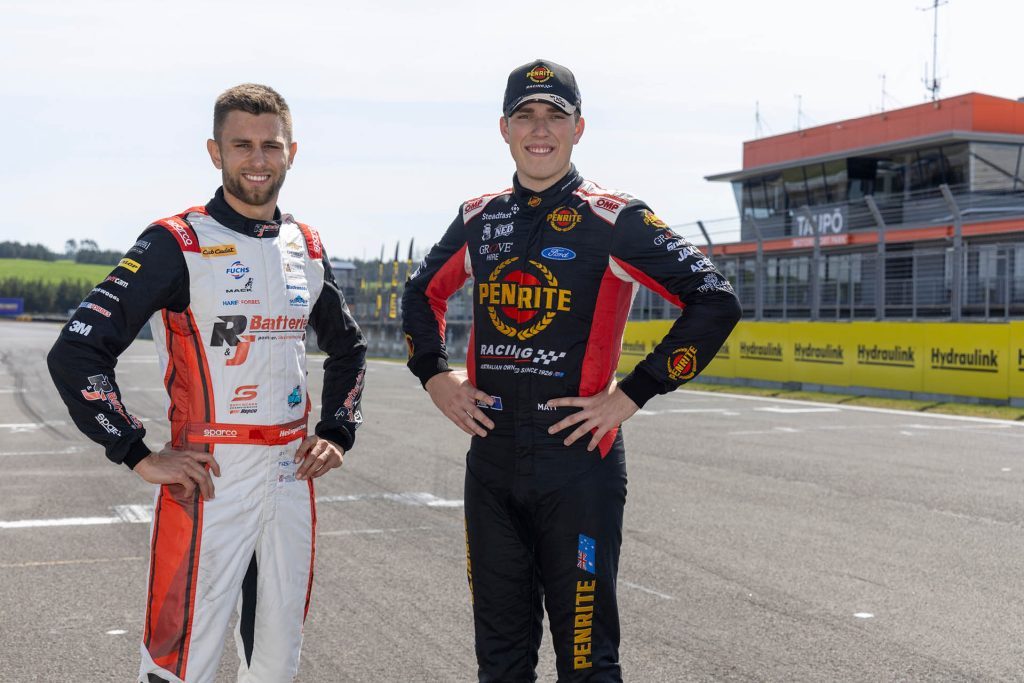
[486,257,562,340]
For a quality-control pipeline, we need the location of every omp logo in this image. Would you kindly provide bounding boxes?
[203,428,238,438]
[478,257,571,341]
[547,206,581,232]
[527,65,554,83]
[595,197,623,212]
[68,320,92,336]
[464,198,484,212]
[667,346,698,381]
[641,210,669,229]
[201,244,237,258]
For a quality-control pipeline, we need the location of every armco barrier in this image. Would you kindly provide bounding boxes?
[618,320,1024,403]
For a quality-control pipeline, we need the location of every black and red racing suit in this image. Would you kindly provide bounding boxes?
[401,166,741,681]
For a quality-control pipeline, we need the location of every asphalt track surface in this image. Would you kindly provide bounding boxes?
[2,319,1023,682]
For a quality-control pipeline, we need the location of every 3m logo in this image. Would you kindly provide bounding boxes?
[68,320,92,336]
[527,65,554,83]
[478,257,571,341]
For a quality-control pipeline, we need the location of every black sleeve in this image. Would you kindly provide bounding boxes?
[400,210,471,387]
[46,227,190,468]
[309,250,367,452]
[610,204,742,408]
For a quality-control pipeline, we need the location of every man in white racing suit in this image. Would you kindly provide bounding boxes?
[48,84,366,682]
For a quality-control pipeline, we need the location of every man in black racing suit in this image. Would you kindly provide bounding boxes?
[401,60,741,681]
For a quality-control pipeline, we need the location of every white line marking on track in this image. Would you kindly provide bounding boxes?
[0,556,144,569]
[635,408,740,416]
[106,629,127,635]
[854,612,875,619]
[755,406,841,414]
[320,525,438,537]
[621,581,675,600]
[0,446,86,457]
[0,491,463,530]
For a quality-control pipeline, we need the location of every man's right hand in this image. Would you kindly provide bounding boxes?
[133,443,221,500]
[425,370,495,437]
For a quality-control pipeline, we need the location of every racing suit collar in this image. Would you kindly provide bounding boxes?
[206,187,283,238]
[511,165,583,211]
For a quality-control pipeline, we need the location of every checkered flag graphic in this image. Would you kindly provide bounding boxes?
[533,350,567,365]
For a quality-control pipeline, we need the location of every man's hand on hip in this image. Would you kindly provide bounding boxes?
[134,444,221,499]
[546,378,639,451]
[425,370,495,437]
[294,436,345,480]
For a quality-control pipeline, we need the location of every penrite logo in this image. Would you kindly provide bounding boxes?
[527,65,554,83]
[641,210,669,229]
[667,346,698,381]
[201,244,238,258]
[478,257,571,341]
[528,196,542,208]
[547,206,581,232]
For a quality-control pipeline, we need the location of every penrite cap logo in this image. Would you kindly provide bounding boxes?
[667,346,698,381]
[527,65,554,83]
[478,257,572,341]
[202,244,238,258]
[642,210,669,229]
[547,206,582,232]
[528,196,542,208]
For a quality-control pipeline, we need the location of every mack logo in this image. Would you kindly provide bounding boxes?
[479,257,571,341]
[547,206,581,232]
[226,261,250,279]
[541,247,576,261]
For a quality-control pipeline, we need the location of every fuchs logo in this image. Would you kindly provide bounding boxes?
[226,261,250,279]
[527,65,554,83]
[541,247,576,261]
[667,346,698,381]
[642,210,669,229]
[527,196,542,208]
[478,257,572,341]
[287,385,302,408]
[547,206,581,232]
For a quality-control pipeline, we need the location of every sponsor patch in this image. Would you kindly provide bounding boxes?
[79,301,111,317]
[533,349,566,365]
[90,287,120,303]
[479,257,571,341]
[577,534,596,574]
[289,294,309,307]
[547,206,581,232]
[642,210,669,229]
[527,65,554,83]
[667,346,698,381]
[287,385,303,408]
[541,247,576,261]
[95,413,121,436]
[118,258,141,273]
[226,261,250,279]
[201,243,238,258]
[68,320,92,336]
[528,196,542,208]
[104,275,129,288]
[129,239,151,255]
[476,395,503,411]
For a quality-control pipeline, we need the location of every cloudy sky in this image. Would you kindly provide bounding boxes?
[3,0,1022,260]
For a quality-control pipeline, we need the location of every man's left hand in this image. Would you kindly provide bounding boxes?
[546,379,639,451]
[293,436,345,480]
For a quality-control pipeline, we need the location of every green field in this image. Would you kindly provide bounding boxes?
[0,258,113,284]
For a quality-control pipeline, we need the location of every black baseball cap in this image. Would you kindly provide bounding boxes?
[502,59,582,118]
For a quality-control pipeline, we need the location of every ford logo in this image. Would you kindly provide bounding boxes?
[541,247,576,261]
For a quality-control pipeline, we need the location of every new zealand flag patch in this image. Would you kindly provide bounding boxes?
[577,534,596,574]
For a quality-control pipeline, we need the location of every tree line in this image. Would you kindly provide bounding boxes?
[0,239,122,265]
[0,277,93,314]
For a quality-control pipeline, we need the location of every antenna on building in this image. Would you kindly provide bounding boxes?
[880,74,887,112]
[755,101,763,138]
[921,0,947,101]
[795,94,804,131]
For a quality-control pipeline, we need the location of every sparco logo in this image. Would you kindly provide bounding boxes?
[204,428,238,438]
[547,206,581,232]
[478,257,571,341]
[168,219,194,246]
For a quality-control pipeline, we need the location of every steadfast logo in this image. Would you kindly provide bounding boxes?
[930,347,999,374]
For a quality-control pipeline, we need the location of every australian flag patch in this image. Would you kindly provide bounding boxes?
[577,534,596,574]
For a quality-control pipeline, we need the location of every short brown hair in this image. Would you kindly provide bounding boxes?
[213,83,293,142]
